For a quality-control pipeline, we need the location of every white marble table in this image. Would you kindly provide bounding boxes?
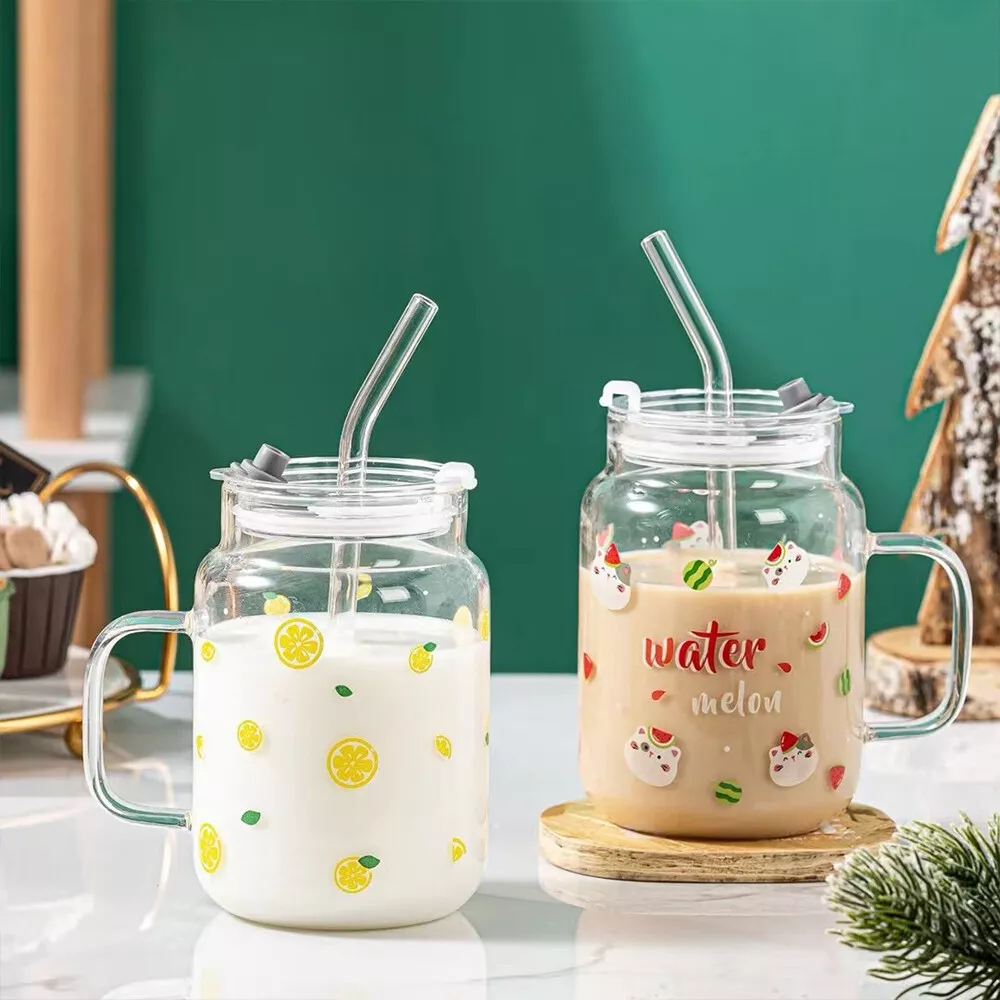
[2,673,998,1000]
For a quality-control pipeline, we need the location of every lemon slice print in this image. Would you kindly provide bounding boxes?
[274,617,324,669]
[451,837,467,863]
[357,573,373,600]
[237,719,263,751]
[452,605,473,628]
[408,642,437,673]
[263,592,291,615]
[199,822,222,874]
[195,734,204,759]
[334,854,380,893]
[434,735,452,759]
[478,609,490,641]
[327,737,379,789]
[200,641,216,662]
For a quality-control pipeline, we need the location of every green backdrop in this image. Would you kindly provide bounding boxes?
[2,0,999,673]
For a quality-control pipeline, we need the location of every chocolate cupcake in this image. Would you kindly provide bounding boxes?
[0,493,97,679]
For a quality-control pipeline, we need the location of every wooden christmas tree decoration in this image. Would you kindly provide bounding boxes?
[867,96,1000,719]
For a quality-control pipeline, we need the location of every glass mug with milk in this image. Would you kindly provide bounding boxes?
[83,451,489,928]
[83,296,489,928]
[579,379,973,839]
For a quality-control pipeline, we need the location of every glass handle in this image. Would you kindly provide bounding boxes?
[865,532,973,742]
[83,611,191,829]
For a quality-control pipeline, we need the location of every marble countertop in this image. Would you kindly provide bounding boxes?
[3,673,998,1000]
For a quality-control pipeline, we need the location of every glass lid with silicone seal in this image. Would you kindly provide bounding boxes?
[577,230,972,843]
[83,294,491,931]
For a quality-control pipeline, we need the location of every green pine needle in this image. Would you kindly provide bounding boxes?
[827,814,1000,999]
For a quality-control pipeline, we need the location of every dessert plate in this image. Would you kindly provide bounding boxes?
[0,645,140,752]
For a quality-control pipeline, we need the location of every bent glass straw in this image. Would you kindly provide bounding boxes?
[641,230,737,549]
[329,294,439,617]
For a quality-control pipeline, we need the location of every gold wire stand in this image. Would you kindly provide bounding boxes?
[0,462,179,755]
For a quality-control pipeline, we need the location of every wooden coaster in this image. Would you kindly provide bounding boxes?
[866,625,1000,721]
[539,800,895,883]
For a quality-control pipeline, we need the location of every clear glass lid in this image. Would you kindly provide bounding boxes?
[602,383,854,468]
[211,457,477,539]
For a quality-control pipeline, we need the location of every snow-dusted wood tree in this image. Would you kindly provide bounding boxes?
[903,95,1000,647]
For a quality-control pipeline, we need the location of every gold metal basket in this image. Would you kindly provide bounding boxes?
[0,462,178,755]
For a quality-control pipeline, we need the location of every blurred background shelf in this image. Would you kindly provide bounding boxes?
[0,369,149,491]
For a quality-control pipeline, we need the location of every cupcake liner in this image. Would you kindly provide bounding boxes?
[0,568,86,679]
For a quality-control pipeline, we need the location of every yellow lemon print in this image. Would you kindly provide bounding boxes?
[237,719,263,751]
[200,641,216,662]
[357,573,373,600]
[452,605,473,628]
[408,642,437,673]
[199,822,222,874]
[274,617,324,669]
[334,854,380,893]
[478,609,490,641]
[451,837,467,863]
[263,592,291,615]
[195,734,204,759]
[434,735,452,759]
[327,737,378,788]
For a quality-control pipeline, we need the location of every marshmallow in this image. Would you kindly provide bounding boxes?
[50,525,98,566]
[8,492,46,528]
[0,493,98,569]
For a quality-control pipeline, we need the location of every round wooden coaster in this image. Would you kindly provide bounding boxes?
[539,800,895,883]
[866,625,1000,720]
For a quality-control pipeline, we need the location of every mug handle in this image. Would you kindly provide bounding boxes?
[865,532,973,742]
[83,611,191,829]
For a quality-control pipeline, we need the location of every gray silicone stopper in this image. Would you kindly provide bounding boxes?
[777,378,828,413]
[229,443,289,482]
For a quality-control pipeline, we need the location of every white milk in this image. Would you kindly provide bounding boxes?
[191,611,489,929]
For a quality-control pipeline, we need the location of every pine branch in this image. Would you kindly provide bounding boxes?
[827,815,1000,999]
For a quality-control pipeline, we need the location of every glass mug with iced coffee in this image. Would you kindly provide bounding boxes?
[578,233,973,840]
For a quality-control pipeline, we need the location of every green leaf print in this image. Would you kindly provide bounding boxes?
[335,685,353,697]
[241,810,261,826]
[358,855,381,869]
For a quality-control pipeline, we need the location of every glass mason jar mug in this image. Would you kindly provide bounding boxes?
[84,457,490,929]
[579,385,972,840]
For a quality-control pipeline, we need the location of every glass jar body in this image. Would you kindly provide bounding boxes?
[579,439,868,840]
[188,465,490,928]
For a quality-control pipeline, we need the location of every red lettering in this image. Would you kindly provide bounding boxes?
[690,621,739,674]
[744,637,766,670]
[645,625,767,673]
[677,639,704,672]
[721,638,742,668]
[644,637,675,669]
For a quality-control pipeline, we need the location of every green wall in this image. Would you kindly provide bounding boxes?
[2,0,999,673]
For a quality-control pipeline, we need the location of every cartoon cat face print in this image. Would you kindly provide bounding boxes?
[590,524,632,611]
[761,540,810,590]
[670,520,720,549]
[624,725,681,787]
[768,730,818,787]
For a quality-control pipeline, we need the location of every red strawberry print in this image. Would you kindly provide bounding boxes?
[777,661,792,674]
[604,543,621,567]
[583,653,595,681]
[828,765,845,790]
[779,730,798,753]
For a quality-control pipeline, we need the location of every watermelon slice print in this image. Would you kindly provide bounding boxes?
[807,622,829,648]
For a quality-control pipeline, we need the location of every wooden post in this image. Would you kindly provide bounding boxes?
[19,0,114,646]
[73,0,114,645]
[80,0,113,381]
[18,0,85,439]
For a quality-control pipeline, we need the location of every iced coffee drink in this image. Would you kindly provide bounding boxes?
[579,530,864,839]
